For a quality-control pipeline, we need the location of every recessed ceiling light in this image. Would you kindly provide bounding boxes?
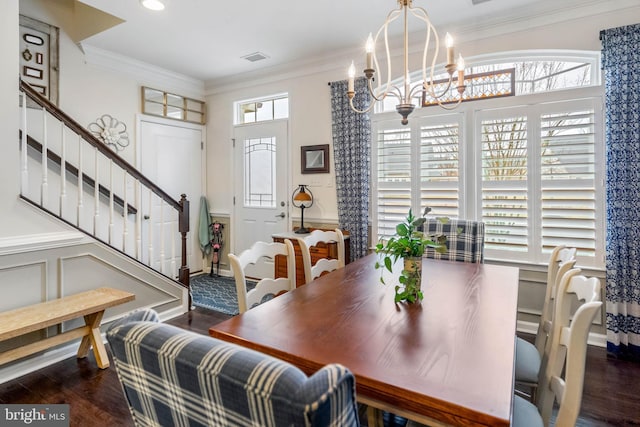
[140,0,165,11]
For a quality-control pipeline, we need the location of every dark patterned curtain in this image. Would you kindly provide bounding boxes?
[330,78,371,260]
[602,24,640,361]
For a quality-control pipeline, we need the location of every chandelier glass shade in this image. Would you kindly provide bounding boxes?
[347,0,466,125]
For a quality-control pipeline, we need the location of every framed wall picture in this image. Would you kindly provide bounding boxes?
[301,144,330,174]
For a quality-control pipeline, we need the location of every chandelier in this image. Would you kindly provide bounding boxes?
[347,0,466,125]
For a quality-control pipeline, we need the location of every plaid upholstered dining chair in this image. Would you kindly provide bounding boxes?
[107,309,359,427]
[422,217,485,263]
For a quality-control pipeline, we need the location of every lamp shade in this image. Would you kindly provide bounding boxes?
[292,185,313,208]
[292,185,313,234]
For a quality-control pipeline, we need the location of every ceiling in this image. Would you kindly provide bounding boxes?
[74,0,622,86]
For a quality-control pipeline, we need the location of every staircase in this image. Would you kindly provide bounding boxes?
[18,80,191,299]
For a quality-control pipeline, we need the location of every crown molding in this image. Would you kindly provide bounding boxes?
[205,0,637,95]
[450,0,640,44]
[81,44,205,99]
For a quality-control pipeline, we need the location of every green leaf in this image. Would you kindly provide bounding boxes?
[384,256,392,272]
[412,217,426,228]
[396,223,409,237]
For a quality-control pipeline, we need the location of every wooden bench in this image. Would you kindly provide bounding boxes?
[0,287,135,369]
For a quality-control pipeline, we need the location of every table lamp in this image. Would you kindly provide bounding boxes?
[292,184,313,234]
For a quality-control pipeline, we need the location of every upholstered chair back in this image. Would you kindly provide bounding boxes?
[107,309,359,427]
[422,218,485,263]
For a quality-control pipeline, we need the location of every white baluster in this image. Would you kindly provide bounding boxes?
[148,191,154,267]
[160,201,165,274]
[41,109,48,206]
[93,147,100,235]
[77,136,83,228]
[59,124,66,217]
[21,92,28,195]
[171,215,177,277]
[108,160,114,245]
[122,171,128,253]
[135,179,142,261]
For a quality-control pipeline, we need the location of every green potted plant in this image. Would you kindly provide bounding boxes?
[375,207,447,304]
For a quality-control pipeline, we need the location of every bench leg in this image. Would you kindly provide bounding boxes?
[77,311,109,369]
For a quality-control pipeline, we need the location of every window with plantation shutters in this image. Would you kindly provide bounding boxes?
[372,54,603,268]
[376,126,412,240]
[481,115,529,254]
[540,106,597,260]
[420,122,460,218]
[375,118,461,242]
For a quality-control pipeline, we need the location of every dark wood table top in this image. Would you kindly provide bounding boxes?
[209,253,519,426]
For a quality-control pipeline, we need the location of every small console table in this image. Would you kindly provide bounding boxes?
[272,230,350,287]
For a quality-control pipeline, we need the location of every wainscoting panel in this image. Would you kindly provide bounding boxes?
[0,232,188,383]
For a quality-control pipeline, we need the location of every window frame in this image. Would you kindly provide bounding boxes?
[234,93,289,125]
[372,62,605,269]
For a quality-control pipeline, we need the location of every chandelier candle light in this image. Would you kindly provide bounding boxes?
[347,0,467,125]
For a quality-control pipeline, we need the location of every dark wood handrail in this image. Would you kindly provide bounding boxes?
[20,80,180,211]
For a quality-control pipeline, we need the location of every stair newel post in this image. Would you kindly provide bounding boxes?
[178,194,191,308]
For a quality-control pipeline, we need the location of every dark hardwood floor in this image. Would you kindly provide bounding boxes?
[1,307,638,426]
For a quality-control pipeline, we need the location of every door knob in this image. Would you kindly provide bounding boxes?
[275,212,285,218]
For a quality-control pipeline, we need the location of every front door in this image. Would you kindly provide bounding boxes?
[233,120,289,279]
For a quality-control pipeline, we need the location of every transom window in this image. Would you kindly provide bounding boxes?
[372,51,604,269]
[377,51,599,114]
[235,94,289,125]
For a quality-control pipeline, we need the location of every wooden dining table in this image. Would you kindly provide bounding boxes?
[209,253,520,426]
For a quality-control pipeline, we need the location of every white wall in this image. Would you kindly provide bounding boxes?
[204,4,640,225]
[0,0,205,243]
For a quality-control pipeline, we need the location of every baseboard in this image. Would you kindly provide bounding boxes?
[0,340,91,385]
[201,267,232,278]
[517,320,606,348]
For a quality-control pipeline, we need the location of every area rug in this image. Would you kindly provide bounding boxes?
[190,274,256,316]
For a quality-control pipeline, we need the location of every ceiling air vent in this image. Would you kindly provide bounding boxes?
[242,52,269,62]
[471,0,491,4]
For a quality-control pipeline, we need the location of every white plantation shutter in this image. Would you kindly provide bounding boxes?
[420,122,460,217]
[373,94,603,268]
[540,107,597,259]
[376,126,412,240]
[481,115,529,254]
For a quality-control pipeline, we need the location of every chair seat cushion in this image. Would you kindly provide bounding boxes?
[512,395,544,427]
[515,337,541,383]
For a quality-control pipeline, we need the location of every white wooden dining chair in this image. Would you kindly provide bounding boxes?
[299,229,345,285]
[515,245,577,401]
[228,239,296,313]
[513,272,602,427]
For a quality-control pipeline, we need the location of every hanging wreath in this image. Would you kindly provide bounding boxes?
[88,114,130,151]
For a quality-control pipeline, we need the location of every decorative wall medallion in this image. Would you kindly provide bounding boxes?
[88,114,130,151]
